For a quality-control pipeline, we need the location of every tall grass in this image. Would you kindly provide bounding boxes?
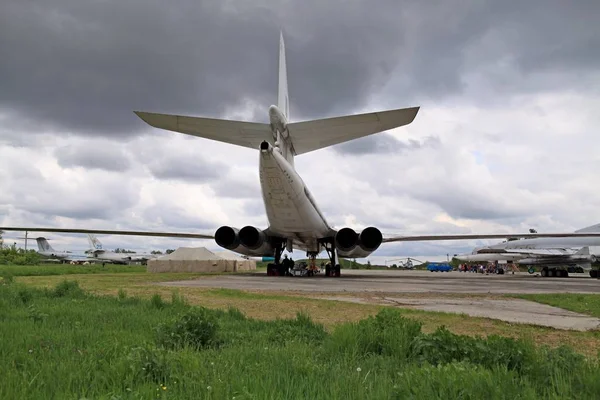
[1,279,599,399]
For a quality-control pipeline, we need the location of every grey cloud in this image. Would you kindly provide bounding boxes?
[3,159,140,220]
[2,1,597,137]
[147,154,227,183]
[212,178,260,199]
[142,205,216,230]
[381,178,533,221]
[15,187,137,220]
[243,199,267,219]
[333,134,440,155]
[55,143,132,171]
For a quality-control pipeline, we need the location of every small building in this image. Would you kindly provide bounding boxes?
[147,247,256,273]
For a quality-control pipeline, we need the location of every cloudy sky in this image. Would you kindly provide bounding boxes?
[1,0,599,262]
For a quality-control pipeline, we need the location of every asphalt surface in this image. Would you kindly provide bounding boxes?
[158,269,600,330]
[162,269,600,295]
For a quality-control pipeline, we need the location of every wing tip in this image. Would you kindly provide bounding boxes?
[408,106,420,123]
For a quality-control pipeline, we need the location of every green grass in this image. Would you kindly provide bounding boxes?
[0,263,146,277]
[513,293,600,319]
[1,280,600,399]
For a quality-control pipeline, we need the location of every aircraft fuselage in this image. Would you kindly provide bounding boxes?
[258,112,332,253]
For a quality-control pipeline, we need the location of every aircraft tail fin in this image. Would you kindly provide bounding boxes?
[134,32,419,156]
[87,234,103,251]
[278,31,289,120]
[575,223,600,233]
[575,247,590,255]
[35,237,53,252]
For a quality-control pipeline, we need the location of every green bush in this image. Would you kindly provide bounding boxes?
[267,311,327,344]
[0,246,42,265]
[412,326,537,374]
[156,307,219,350]
[49,280,85,298]
[326,308,422,359]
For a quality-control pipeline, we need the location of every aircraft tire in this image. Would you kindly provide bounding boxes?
[334,265,341,277]
[541,268,548,277]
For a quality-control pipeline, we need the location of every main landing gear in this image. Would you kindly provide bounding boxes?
[539,267,569,278]
[266,241,289,276]
[322,241,341,278]
[265,240,342,277]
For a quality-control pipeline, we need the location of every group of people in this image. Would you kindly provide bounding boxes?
[458,262,519,275]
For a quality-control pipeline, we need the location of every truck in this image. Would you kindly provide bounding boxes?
[427,262,453,272]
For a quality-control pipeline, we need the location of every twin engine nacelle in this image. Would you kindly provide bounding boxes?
[334,227,383,258]
[214,225,274,256]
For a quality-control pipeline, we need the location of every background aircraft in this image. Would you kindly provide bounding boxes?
[85,234,159,264]
[455,224,600,277]
[32,237,90,264]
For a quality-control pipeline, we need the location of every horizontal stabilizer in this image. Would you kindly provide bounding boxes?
[134,111,273,151]
[287,106,420,155]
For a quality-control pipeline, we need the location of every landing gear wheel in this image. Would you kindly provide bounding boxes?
[267,241,288,277]
[591,270,599,278]
[541,268,548,277]
[548,269,555,277]
[322,240,341,277]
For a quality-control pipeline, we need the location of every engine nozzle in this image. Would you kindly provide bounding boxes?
[215,226,240,250]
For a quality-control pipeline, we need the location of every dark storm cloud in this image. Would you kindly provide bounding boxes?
[2,1,597,137]
[333,135,440,155]
[147,154,227,183]
[55,144,132,172]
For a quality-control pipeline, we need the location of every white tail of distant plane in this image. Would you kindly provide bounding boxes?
[87,234,103,251]
[575,223,600,233]
[35,237,54,252]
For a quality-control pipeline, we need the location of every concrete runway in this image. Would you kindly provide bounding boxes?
[161,269,600,295]
[158,270,600,330]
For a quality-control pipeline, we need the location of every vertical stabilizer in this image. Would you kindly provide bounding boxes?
[36,237,53,252]
[576,247,590,255]
[575,223,600,233]
[87,234,103,250]
[278,31,289,120]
